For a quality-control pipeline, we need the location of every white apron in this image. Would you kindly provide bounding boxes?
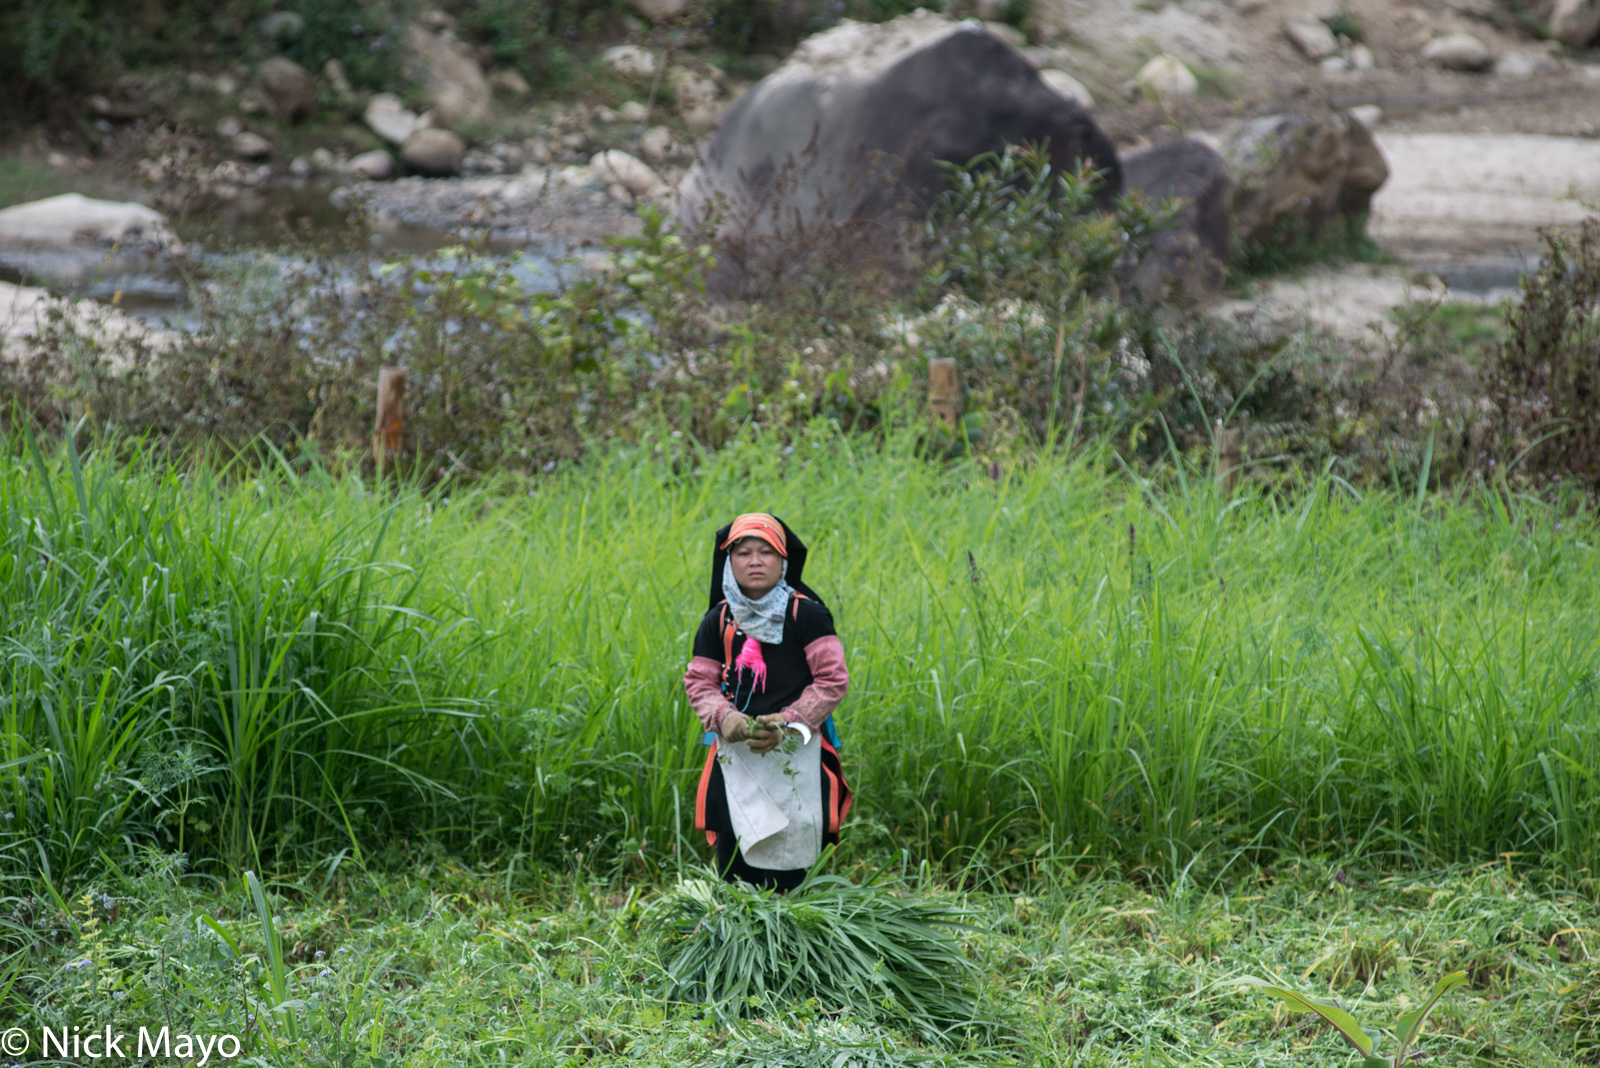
[717,730,824,870]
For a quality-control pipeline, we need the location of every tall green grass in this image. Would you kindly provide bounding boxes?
[4,428,1600,887]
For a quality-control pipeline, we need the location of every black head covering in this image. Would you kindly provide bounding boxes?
[708,514,825,611]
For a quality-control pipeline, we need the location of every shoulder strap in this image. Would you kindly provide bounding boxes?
[719,603,737,664]
[790,591,808,620]
[718,602,737,694]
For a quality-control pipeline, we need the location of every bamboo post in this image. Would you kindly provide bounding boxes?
[928,358,959,430]
[374,366,405,468]
[1216,420,1241,494]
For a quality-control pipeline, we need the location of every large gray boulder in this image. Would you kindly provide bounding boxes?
[1552,0,1600,47]
[675,11,1121,294]
[1122,139,1233,299]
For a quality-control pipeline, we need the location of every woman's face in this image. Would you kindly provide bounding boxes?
[730,537,783,599]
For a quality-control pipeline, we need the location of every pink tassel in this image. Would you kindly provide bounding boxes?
[734,638,768,692]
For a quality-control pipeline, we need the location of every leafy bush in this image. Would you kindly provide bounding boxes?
[653,870,991,1043]
[917,148,1173,444]
[1480,218,1600,490]
[282,0,406,92]
[450,0,631,87]
[0,0,266,93]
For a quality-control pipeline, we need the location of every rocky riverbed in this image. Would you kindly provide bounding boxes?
[5,0,1600,346]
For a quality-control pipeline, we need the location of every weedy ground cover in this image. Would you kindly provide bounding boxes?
[5,428,1600,886]
[3,856,1597,1066]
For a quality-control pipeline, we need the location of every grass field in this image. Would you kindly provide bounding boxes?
[6,428,1600,884]
[8,857,1600,1066]
[4,427,1600,1063]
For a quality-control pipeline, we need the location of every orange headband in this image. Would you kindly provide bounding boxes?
[720,513,787,556]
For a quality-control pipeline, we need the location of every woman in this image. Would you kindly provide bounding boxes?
[683,513,852,891]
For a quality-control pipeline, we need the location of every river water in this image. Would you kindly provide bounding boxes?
[0,182,570,330]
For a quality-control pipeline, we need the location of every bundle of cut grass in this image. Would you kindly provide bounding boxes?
[652,870,992,1043]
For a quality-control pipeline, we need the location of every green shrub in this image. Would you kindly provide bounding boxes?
[282,0,406,92]
[1480,218,1600,491]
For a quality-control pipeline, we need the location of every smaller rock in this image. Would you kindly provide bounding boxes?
[323,58,354,98]
[638,125,683,163]
[983,21,1026,48]
[46,151,71,168]
[289,156,312,178]
[602,45,658,77]
[558,164,596,191]
[670,66,720,106]
[213,74,239,96]
[238,89,266,115]
[216,116,243,139]
[590,149,661,197]
[257,56,317,118]
[1423,33,1492,72]
[87,95,145,120]
[1495,52,1555,79]
[1321,55,1352,74]
[365,94,423,145]
[1039,68,1096,109]
[632,0,687,22]
[1284,17,1339,60]
[256,11,305,44]
[310,147,338,170]
[606,182,634,207]
[1349,43,1376,70]
[595,106,622,123]
[1136,54,1199,104]
[329,186,356,210]
[348,149,395,180]
[462,149,506,176]
[230,131,274,158]
[526,137,554,164]
[400,128,465,177]
[1551,0,1600,49]
[1349,104,1383,127]
[416,8,455,32]
[489,68,531,97]
[619,100,650,123]
[682,102,727,131]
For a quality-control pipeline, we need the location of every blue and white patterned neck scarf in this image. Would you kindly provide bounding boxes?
[722,556,792,644]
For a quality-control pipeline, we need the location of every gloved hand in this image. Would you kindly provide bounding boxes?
[747,714,787,755]
[719,711,752,744]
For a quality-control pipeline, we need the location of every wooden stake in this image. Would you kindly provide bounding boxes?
[1216,420,1242,495]
[928,358,959,430]
[374,366,405,468]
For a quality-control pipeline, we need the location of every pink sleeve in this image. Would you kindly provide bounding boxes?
[684,655,734,733]
[783,635,849,730]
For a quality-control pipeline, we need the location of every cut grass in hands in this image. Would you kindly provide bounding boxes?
[653,866,993,1044]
